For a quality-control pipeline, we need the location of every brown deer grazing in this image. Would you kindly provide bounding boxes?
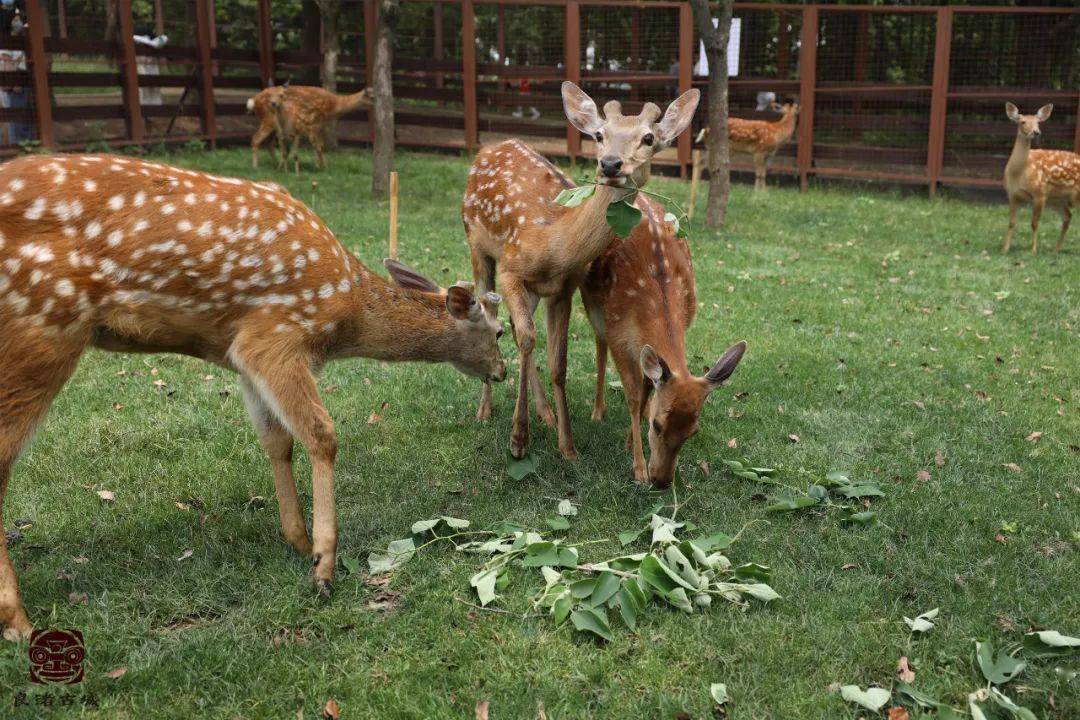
[0,154,505,640]
[581,195,745,486]
[463,82,699,459]
[247,85,372,171]
[1002,103,1080,254]
[697,101,798,191]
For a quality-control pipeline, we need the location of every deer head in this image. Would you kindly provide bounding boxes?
[384,259,506,383]
[1006,102,1052,140]
[562,82,700,188]
[770,101,800,118]
[640,341,746,487]
[265,85,289,112]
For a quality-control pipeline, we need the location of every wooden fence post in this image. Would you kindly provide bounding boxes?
[796,5,818,193]
[433,2,444,97]
[194,0,217,147]
[257,0,274,87]
[364,0,377,142]
[677,1,692,178]
[1074,93,1080,155]
[926,8,953,198]
[462,0,478,150]
[117,0,144,144]
[564,0,581,163]
[24,0,54,150]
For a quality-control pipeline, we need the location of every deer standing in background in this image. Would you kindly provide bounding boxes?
[1002,103,1080,254]
[697,101,798,191]
[247,85,372,171]
[581,195,745,486]
[463,82,699,459]
[0,154,505,640]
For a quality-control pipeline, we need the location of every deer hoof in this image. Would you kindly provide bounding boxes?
[538,407,556,427]
[509,438,528,460]
[560,445,579,461]
[591,405,606,422]
[316,579,333,598]
[476,404,492,422]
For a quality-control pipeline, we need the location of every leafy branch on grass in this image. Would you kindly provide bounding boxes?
[364,501,777,642]
[553,178,691,241]
[722,460,884,527]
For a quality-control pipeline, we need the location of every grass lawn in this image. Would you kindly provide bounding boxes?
[1,146,1077,719]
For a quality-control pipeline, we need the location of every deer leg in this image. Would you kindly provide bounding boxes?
[240,377,311,555]
[1056,204,1070,253]
[309,129,326,170]
[470,245,497,421]
[591,334,608,422]
[251,121,275,169]
[232,341,337,595]
[545,292,577,460]
[621,372,649,484]
[1,339,83,641]
[500,276,538,460]
[528,358,556,427]
[1003,198,1018,253]
[292,135,301,176]
[1030,197,1044,254]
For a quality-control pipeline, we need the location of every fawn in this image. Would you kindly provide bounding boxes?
[581,194,745,486]
[247,84,372,171]
[0,153,505,640]
[697,101,798,190]
[463,82,699,459]
[1002,103,1080,254]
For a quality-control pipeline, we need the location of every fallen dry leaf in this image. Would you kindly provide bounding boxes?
[68,592,88,605]
[887,707,910,720]
[475,700,490,720]
[726,437,738,449]
[841,563,858,571]
[104,666,127,679]
[935,451,946,467]
[367,412,381,425]
[73,556,89,565]
[995,532,1007,544]
[787,433,800,443]
[912,400,925,410]
[1025,431,1043,442]
[152,379,167,389]
[697,460,711,476]
[366,589,400,613]
[916,470,931,482]
[323,698,340,720]
[897,656,915,683]
[175,502,191,511]
[1002,463,1023,473]
[177,549,194,562]
[96,489,116,503]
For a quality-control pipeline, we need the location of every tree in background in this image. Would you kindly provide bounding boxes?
[690,0,732,229]
[371,0,399,198]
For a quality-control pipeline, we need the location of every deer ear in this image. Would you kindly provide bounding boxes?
[562,81,603,136]
[704,341,746,390]
[446,285,477,321]
[657,89,701,146]
[1005,102,1020,122]
[384,258,440,294]
[640,345,671,386]
[1036,104,1053,121]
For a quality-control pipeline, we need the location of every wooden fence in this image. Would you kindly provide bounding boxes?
[0,1,1077,195]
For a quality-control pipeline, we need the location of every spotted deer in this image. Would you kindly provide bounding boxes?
[1002,103,1080,254]
[247,84,372,171]
[697,101,798,191]
[581,195,745,486]
[463,82,699,459]
[0,154,505,640]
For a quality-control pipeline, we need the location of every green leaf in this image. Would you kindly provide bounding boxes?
[545,515,570,531]
[410,518,440,535]
[540,566,563,588]
[975,640,1026,684]
[489,520,526,535]
[521,541,561,567]
[557,546,579,568]
[834,484,885,499]
[553,184,596,208]
[840,685,891,712]
[722,460,744,472]
[552,594,572,625]
[807,484,829,503]
[904,607,939,633]
[988,688,1037,720]
[664,545,701,588]
[606,199,642,238]
[897,682,941,708]
[735,470,761,481]
[615,587,639,631]
[570,607,613,641]
[640,554,696,594]
[937,707,964,720]
[649,514,684,545]
[441,516,470,530]
[733,562,771,583]
[750,466,777,477]
[824,470,852,487]
[841,510,878,526]
[557,499,578,516]
[1023,630,1080,657]
[470,568,499,606]
[570,578,597,599]
[693,532,734,552]
[766,495,819,512]
[590,572,621,608]
[340,555,361,575]
[618,527,645,547]
[710,682,729,705]
[665,587,694,613]
[367,538,416,574]
[735,583,781,603]
[507,453,538,480]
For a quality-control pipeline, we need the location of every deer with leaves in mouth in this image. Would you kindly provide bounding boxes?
[462,82,700,461]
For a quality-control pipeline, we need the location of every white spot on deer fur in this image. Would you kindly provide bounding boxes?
[0,273,8,292]
[0,192,13,205]
[133,219,149,233]
[20,243,53,263]
[85,221,102,239]
[24,197,46,220]
[337,279,351,293]
[162,204,176,215]
[133,191,147,207]
[184,193,196,205]
[106,229,123,247]
[107,194,125,211]
[518,215,526,225]
[177,219,193,233]
[83,180,97,192]
[307,249,320,262]
[318,283,334,299]
[4,290,29,313]
[8,178,25,191]
[29,268,45,285]
[55,279,75,297]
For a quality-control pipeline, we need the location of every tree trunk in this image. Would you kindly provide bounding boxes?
[690,0,732,230]
[371,0,399,199]
[105,0,119,42]
[316,0,341,149]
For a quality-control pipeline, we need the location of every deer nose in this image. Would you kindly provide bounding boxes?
[600,156,623,178]
[490,364,507,383]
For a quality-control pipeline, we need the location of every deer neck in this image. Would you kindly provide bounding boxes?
[550,183,627,271]
[1005,130,1031,181]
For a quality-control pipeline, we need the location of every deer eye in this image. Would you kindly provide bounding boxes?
[594,132,603,143]
[642,133,654,147]
[652,419,662,434]
[496,329,504,339]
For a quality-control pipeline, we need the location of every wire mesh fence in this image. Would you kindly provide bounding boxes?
[4,1,1078,195]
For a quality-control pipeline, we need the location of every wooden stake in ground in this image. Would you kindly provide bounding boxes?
[688,147,703,222]
[388,171,399,260]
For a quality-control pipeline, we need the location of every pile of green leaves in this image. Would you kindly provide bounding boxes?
[365,501,777,641]
[552,182,689,240]
[723,461,883,526]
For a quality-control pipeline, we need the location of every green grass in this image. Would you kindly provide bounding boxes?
[1,147,1077,719]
